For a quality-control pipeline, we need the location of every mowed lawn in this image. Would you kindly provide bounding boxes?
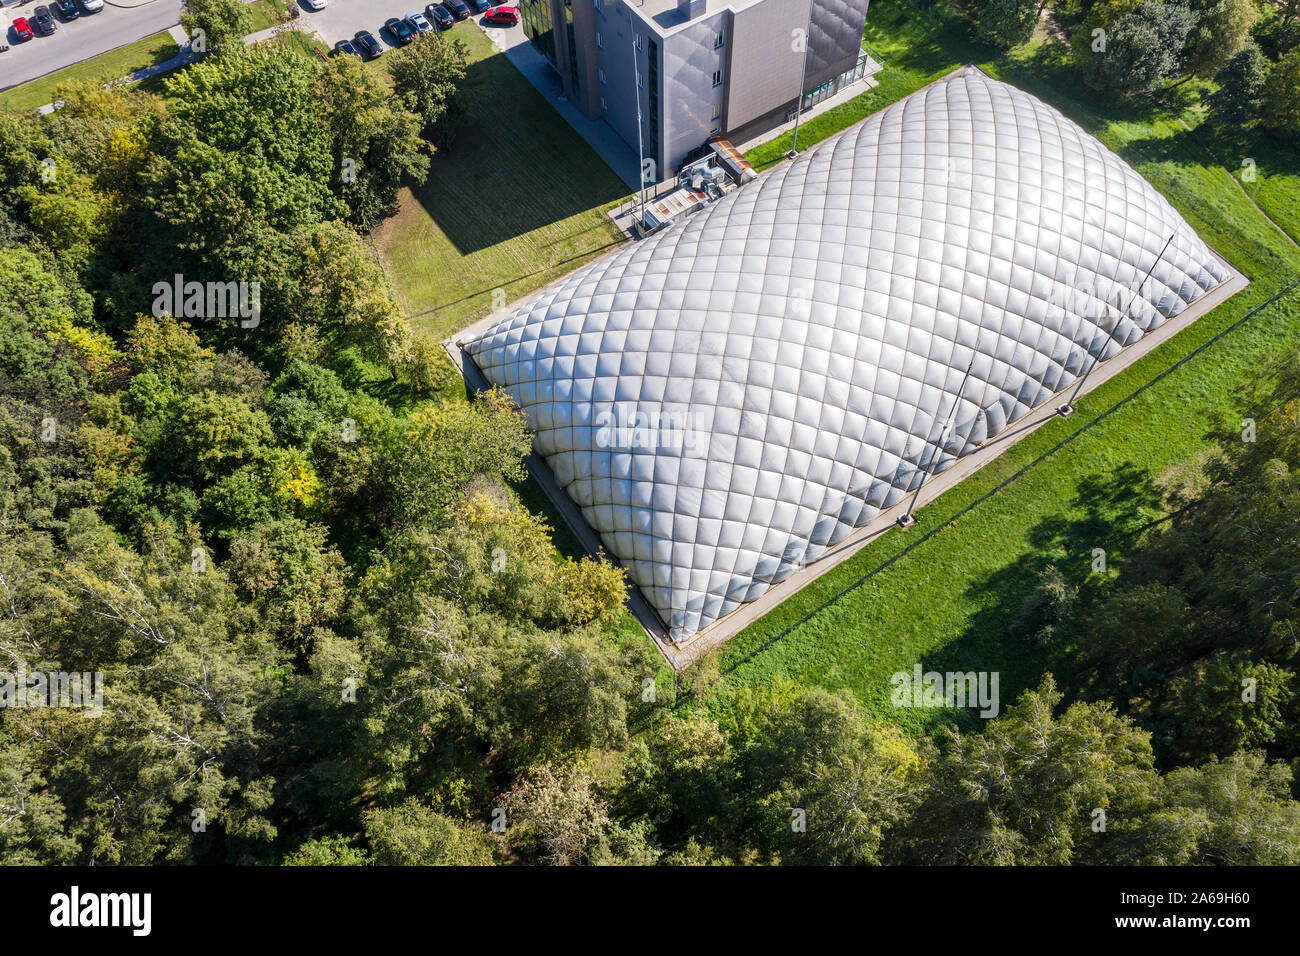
[374,27,629,341]
[719,0,1300,730]
[0,32,179,113]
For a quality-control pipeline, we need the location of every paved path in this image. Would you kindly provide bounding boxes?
[1,0,183,91]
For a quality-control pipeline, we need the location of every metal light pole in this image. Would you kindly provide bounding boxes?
[787,13,812,158]
[1058,231,1176,418]
[632,32,649,230]
[898,335,981,528]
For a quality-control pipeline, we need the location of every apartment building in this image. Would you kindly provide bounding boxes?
[518,0,875,177]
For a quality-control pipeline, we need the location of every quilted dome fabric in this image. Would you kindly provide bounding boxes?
[464,66,1226,642]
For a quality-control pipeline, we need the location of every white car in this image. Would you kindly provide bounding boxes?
[79,0,104,11]
[299,0,327,10]
[407,11,433,33]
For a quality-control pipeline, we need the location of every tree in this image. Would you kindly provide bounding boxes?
[363,800,496,865]
[1208,44,1267,125]
[281,835,368,865]
[388,390,532,528]
[898,678,1164,864]
[1084,1,1197,93]
[1183,0,1258,76]
[317,54,429,229]
[0,512,279,863]
[1261,48,1300,134]
[180,0,254,52]
[737,686,922,864]
[1160,751,1300,864]
[388,33,470,135]
[963,0,1041,49]
[227,518,348,652]
[290,220,413,370]
[499,764,615,865]
[146,44,344,298]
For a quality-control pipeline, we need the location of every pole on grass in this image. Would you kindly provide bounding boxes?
[788,15,812,157]
[898,334,981,528]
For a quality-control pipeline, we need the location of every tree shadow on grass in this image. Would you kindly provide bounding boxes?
[918,461,1163,730]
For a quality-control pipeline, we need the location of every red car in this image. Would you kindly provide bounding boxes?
[483,5,518,24]
[11,16,34,40]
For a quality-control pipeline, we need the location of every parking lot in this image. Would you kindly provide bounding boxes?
[303,0,498,53]
[0,0,514,93]
[0,0,182,90]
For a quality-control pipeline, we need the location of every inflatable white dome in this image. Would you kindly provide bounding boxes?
[465,66,1227,642]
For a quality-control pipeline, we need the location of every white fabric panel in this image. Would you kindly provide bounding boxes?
[466,67,1226,642]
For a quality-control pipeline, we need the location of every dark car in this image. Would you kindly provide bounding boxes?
[385,16,415,44]
[353,30,383,58]
[444,0,471,20]
[32,6,58,34]
[332,39,361,57]
[425,3,454,29]
[55,0,79,19]
[466,0,490,11]
[483,5,519,24]
[11,16,34,40]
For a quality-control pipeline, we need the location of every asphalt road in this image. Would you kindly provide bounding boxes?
[0,0,183,91]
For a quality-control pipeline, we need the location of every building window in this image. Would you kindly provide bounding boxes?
[714,29,724,48]
[634,32,642,52]
[601,96,608,111]
[599,68,606,84]
[596,31,603,48]
[647,38,659,162]
[521,0,558,68]
[710,104,720,121]
[712,69,722,87]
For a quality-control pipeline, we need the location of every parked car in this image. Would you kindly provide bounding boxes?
[78,0,105,12]
[466,0,490,12]
[444,0,471,20]
[483,5,519,24]
[54,0,79,20]
[425,3,454,29]
[406,11,433,34]
[332,39,361,57]
[353,30,383,58]
[32,6,57,34]
[385,16,415,44]
[299,0,327,10]
[11,16,34,40]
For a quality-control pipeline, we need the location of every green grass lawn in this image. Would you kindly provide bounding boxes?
[745,0,989,171]
[373,27,629,342]
[714,0,1300,730]
[0,32,179,113]
[247,0,285,32]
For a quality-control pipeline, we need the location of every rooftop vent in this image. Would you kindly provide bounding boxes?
[677,0,706,20]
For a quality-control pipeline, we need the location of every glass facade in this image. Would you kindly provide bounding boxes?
[646,39,659,167]
[522,0,557,67]
[564,0,580,92]
[800,48,871,111]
